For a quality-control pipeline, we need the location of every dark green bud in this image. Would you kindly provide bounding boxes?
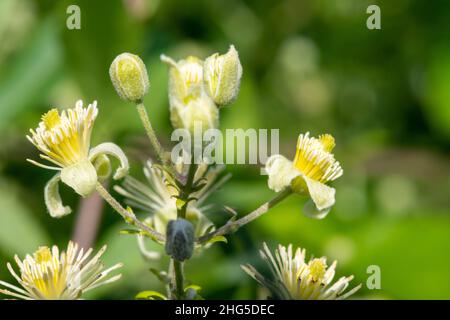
[165,219,195,261]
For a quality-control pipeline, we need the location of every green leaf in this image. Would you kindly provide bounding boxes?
[206,235,228,245]
[184,284,202,292]
[135,291,167,300]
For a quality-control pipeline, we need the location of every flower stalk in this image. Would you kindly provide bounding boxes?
[136,103,166,164]
[197,188,292,244]
[95,182,165,242]
[173,260,185,299]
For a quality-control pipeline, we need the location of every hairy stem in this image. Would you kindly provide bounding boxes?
[197,189,292,244]
[136,102,169,167]
[95,182,165,242]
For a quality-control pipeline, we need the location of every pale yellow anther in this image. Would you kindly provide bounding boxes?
[308,259,326,282]
[318,134,335,152]
[34,246,52,263]
[42,109,61,130]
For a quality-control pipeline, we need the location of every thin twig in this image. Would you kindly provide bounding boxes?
[196,189,292,244]
[95,182,165,243]
[136,103,165,163]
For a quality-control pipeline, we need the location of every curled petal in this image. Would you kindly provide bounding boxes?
[93,154,112,182]
[89,142,129,180]
[44,174,72,218]
[137,235,161,261]
[303,199,331,219]
[265,155,301,192]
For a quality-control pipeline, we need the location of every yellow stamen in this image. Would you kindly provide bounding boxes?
[319,134,335,152]
[34,246,52,263]
[309,259,326,282]
[42,109,61,130]
[293,133,342,183]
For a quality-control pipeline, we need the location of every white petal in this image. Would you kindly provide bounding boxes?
[89,142,129,180]
[44,174,72,218]
[301,176,335,219]
[265,155,301,192]
[61,159,97,197]
[303,200,331,219]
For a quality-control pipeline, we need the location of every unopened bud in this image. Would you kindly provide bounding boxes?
[204,45,242,107]
[161,54,219,133]
[165,219,195,261]
[109,53,150,103]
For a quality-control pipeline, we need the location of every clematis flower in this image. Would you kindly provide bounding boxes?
[161,54,219,134]
[241,243,361,300]
[27,100,129,218]
[0,241,122,300]
[114,159,224,259]
[265,132,343,219]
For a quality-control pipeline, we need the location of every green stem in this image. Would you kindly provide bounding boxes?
[95,182,165,243]
[178,162,198,219]
[136,102,169,167]
[197,189,292,244]
[173,260,185,299]
[171,156,198,299]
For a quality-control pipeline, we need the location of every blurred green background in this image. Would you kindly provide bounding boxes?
[0,0,449,299]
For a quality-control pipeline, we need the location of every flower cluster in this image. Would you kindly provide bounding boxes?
[161,45,242,133]
[114,160,225,259]
[0,45,362,301]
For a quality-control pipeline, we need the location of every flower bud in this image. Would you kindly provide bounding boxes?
[203,45,242,107]
[170,92,219,134]
[161,54,219,133]
[109,53,150,103]
[165,219,195,261]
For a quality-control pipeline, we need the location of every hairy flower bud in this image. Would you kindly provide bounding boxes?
[109,53,150,103]
[161,54,219,133]
[203,45,242,107]
[165,219,195,261]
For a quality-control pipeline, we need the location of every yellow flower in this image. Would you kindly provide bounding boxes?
[161,54,219,133]
[27,100,129,218]
[242,243,361,300]
[0,241,122,300]
[265,132,343,218]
